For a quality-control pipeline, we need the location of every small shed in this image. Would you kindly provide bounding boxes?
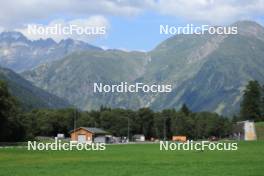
[172,136,187,142]
[70,127,108,143]
[132,134,145,142]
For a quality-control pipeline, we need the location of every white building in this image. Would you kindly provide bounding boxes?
[233,120,257,141]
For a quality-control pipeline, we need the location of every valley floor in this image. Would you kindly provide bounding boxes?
[0,141,263,176]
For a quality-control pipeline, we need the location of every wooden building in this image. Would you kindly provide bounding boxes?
[70,127,108,143]
[172,136,187,142]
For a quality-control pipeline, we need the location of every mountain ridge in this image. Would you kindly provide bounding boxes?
[0,31,102,72]
[19,20,264,115]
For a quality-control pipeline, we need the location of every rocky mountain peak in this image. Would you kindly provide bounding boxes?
[234,20,264,40]
[0,31,29,43]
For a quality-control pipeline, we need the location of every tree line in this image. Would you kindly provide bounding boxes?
[20,106,232,141]
[1,79,263,142]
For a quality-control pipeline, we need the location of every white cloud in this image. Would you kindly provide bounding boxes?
[152,0,264,24]
[0,0,263,30]
[0,0,146,28]
[0,26,4,33]
[16,16,110,42]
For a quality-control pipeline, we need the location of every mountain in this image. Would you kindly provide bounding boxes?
[145,21,264,115]
[21,21,264,115]
[22,50,148,110]
[0,31,102,72]
[0,67,71,110]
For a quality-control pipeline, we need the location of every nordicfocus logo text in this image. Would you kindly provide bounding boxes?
[27,24,106,36]
[93,82,172,93]
[27,138,106,151]
[160,141,238,151]
[160,24,238,35]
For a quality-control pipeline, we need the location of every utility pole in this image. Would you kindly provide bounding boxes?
[127,117,130,143]
[163,116,166,140]
[73,107,77,141]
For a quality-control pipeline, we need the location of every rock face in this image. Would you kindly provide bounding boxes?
[20,21,264,115]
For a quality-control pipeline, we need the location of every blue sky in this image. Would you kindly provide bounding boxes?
[94,12,264,51]
[93,12,184,51]
[0,0,264,51]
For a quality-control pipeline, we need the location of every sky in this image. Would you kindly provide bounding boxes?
[0,0,264,51]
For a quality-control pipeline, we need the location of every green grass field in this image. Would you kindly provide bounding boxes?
[256,122,264,140]
[0,141,263,176]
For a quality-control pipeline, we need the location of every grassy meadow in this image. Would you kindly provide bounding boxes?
[256,122,264,140]
[0,141,263,176]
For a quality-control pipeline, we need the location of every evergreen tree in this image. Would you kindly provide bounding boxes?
[0,80,24,141]
[240,80,262,121]
[261,85,264,120]
[180,103,191,116]
[232,115,239,122]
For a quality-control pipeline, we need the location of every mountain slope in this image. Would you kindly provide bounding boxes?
[22,50,148,110]
[150,21,264,114]
[0,67,71,110]
[0,31,102,72]
[21,21,264,115]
